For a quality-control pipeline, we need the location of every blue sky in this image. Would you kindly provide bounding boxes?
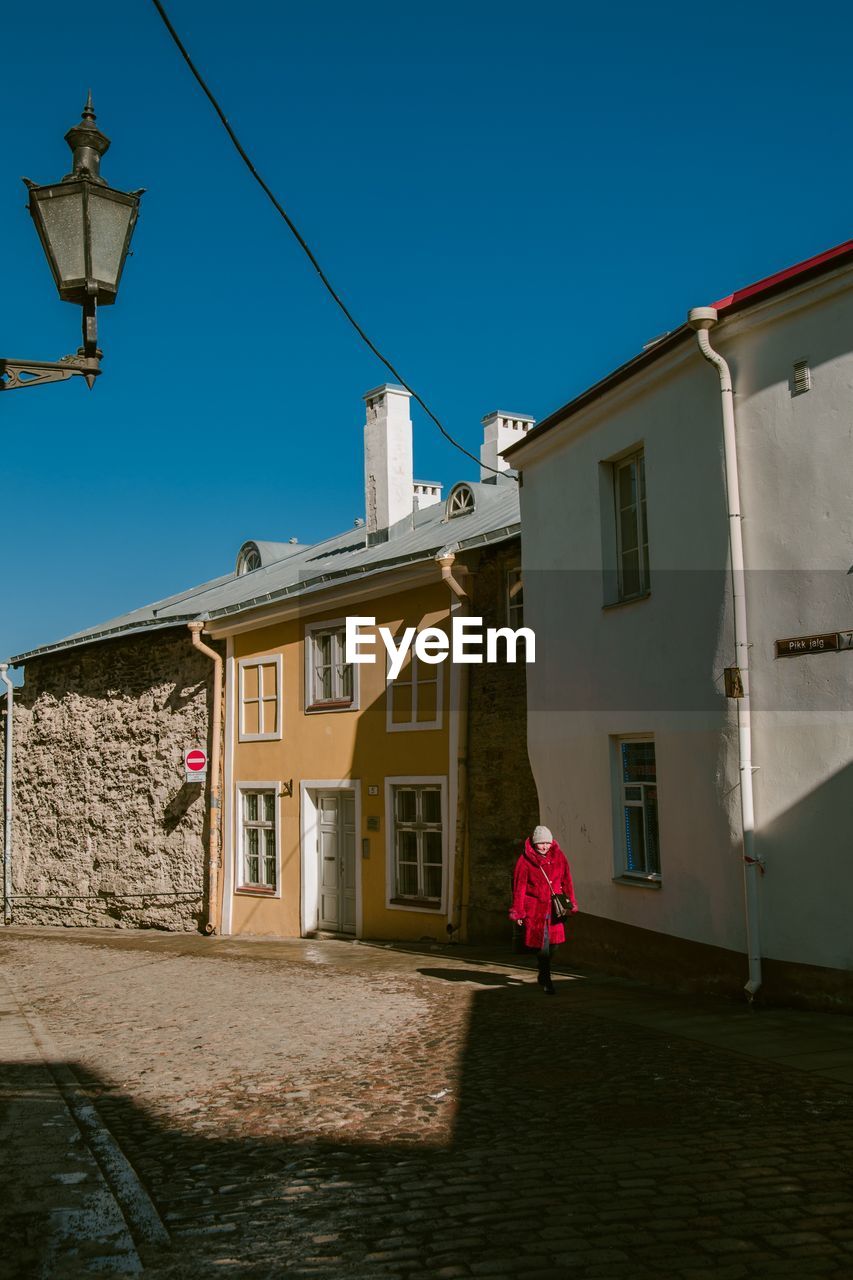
[4,0,853,664]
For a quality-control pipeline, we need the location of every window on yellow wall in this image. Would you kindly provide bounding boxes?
[386,637,443,732]
[239,656,282,741]
[506,565,524,627]
[304,619,358,712]
[238,787,278,892]
[392,784,443,904]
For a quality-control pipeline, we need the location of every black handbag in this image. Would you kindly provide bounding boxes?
[539,865,571,922]
[550,892,570,921]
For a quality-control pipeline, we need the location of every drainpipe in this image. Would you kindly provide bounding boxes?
[0,664,12,926]
[188,624,222,935]
[439,552,469,601]
[688,307,762,999]
[437,550,471,941]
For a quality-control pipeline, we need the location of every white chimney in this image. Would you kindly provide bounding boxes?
[413,481,442,510]
[364,384,414,541]
[480,411,535,480]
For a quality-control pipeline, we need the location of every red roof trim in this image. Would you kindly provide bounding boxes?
[714,238,853,313]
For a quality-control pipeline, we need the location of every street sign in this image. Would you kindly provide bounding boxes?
[775,632,840,658]
[184,747,207,784]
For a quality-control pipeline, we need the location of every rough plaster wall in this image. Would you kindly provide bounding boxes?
[0,630,219,931]
[466,542,539,942]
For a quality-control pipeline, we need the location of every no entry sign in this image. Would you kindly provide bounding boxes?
[184,747,207,783]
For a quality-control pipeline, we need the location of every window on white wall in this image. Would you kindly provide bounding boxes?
[305,622,355,711]
[614,737,660,879]
[239,656,282,741]
[238,787,278,892]
[389,782,445,906]
[614,450,650,600]
[387,638,442,731]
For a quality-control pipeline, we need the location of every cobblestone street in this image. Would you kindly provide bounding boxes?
[2,929,853,1279]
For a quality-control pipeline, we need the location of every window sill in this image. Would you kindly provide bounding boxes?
[602,591,651,612]
[612,874,661,889]
[236,885,277,896]
[389,896,443,911]
[387,720,443,733]
[305,699,355,714]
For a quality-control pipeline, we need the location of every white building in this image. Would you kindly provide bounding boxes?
[506,240,853,1006]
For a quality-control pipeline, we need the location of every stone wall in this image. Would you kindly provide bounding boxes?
[0,629,220,931]
[465,540,540,942]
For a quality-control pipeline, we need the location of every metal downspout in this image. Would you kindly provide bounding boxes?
[0,665,12,925]
[688,307,762,999]
[188,624,223,935]
[437,552,471,941]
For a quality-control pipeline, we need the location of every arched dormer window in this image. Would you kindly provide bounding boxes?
[236,543,262,575]
[446,483,475,519]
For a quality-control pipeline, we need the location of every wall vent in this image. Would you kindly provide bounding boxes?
[791,359,811,396]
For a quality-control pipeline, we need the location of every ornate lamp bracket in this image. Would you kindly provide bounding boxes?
[0,352,101,391]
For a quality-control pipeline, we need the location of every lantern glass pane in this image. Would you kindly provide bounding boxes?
[87,192,134,289]
[37,190,85,285]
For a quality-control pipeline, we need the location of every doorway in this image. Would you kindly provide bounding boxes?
[316,790,356,934]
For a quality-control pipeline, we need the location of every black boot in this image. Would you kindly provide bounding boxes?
[538,956,555,995]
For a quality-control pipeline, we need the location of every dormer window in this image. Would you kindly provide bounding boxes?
[446,484,475,519]
[237,544,262,575]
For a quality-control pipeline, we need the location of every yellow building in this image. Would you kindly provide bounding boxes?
[201,386,531,940]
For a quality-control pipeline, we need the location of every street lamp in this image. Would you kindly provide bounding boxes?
[1,94,143,392]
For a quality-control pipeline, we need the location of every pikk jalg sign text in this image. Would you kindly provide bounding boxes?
[775,630,853,658]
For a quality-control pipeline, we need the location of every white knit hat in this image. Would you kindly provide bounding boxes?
[532,825,553,845]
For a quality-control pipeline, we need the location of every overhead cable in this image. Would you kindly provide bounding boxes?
[148,0,512,479]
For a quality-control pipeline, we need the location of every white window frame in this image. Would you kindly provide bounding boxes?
[386,634,444,733]
[304,617,359,713]
[610,735,661,884]
[506,564,524,629]
[235,781,281,897]
[446,484,475,518]
[385,776,448,912]
[614,449,650,602]
[237,546,262,575]
[238,655,283,742]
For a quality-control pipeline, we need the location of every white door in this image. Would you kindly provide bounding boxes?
[317,791,356,934]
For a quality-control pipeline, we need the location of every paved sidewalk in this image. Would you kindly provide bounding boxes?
[2,928,853,1279]
[0,970,143,1276]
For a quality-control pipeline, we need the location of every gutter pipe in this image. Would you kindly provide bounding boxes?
[439,550,469,601]
[188,624,223,935]
[688,307,762,999]
[437,551,471,941]
[0,664,12,925]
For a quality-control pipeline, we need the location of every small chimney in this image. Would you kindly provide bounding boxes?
[363,385,414,542]
[413,481,442,510]
[480,411,535,481]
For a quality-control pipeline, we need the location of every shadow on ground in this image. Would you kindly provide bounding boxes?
[4,974,853,1278]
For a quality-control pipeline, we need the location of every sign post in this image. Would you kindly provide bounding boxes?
[184,747,208,785]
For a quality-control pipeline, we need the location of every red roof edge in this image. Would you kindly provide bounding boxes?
[714,238,853,313]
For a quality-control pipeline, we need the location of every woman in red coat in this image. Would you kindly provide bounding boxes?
[509,825,578,994]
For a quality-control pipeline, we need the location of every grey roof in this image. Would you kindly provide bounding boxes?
[12,480,520,664]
